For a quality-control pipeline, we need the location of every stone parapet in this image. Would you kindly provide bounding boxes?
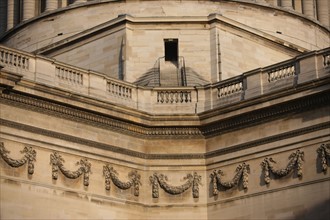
[0,45,329,115]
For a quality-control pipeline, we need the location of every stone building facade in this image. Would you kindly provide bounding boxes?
[0,0,329,219]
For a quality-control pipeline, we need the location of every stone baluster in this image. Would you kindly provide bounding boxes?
[46,0,58,11]
[7,0,14,30]
[23,0,36,21]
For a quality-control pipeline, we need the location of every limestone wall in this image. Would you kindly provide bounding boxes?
[52,25,126,79]
[0,101,329,219]
[0,46,329,219]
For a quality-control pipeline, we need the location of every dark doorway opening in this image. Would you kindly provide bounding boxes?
[164,39,178,62]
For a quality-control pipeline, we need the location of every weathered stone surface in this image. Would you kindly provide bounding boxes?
[0,1,329,219]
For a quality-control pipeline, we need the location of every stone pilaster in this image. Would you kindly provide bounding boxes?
[0,0,7,34]
[61,0,68,7]
[74,0,88,3]
[7,0,14,30]
[293,0,303,13]
[302,0,317,19]
[23,0,35,21]
[281,0,293,9]
[317,0,330,28]
[46,0,58,11]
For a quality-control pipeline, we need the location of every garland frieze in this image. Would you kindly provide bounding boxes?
[149,172,201,198]
[317,143,330,173]
[50,152,91,186]
[261,150,304,184]
[0,142,36,175]
[210,163,249,196]
[103,164,141,196]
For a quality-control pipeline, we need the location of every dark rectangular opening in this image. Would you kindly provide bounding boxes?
[164,39,178,62]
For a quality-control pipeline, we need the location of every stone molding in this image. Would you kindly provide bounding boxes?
[0,92,202,139]
[1,118,329,162]
[201,91,330,137]
[1,89,329,140]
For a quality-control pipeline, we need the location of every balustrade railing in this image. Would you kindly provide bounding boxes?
[217,80,243,98]
[157,90,192,104]
[0,48,29,70]
[267,64,295,82]
[0,44,328,114]
[55,65,84,85]
[107,81,132,99]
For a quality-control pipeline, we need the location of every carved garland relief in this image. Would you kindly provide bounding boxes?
[0,142,36,175]
[50,152,91,186]
[260,150,304,184]
[210,163,249,196]
[103,164,141,196]
[1,142,330,200]
[149,172,202,198]
[317,143,330,173]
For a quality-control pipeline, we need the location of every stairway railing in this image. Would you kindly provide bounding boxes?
[179,56,187,86]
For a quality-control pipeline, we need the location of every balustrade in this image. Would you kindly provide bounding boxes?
[268,64,295,82]
[0,48,29,70]
[217,81,243,98]
[106,81,132,99]
[0,45,328,114]
[157,90,192,104]
[55,65,83,85]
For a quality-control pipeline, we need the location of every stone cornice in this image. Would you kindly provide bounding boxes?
[200,90,330,137]
[1,118,329,162]
[1,87,329,140]
[0,91,203,139]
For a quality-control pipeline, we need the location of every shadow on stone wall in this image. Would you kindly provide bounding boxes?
[294,199,330,220]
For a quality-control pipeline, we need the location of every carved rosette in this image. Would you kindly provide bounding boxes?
[103,164,141,196]
[0,142,36,175]
[317,143,330,173]
[260,150,304,184]
[50,152,91,186]
[210,163,250,196]
[149,172,201,198]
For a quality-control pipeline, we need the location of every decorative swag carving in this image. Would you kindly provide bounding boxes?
[210,163,249,196]
[103,164,141,196]
[149,172,201,198]
[50,152,91,186]
[261,150,304,184]
[317,143,330,173]
[0,142,36,175]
